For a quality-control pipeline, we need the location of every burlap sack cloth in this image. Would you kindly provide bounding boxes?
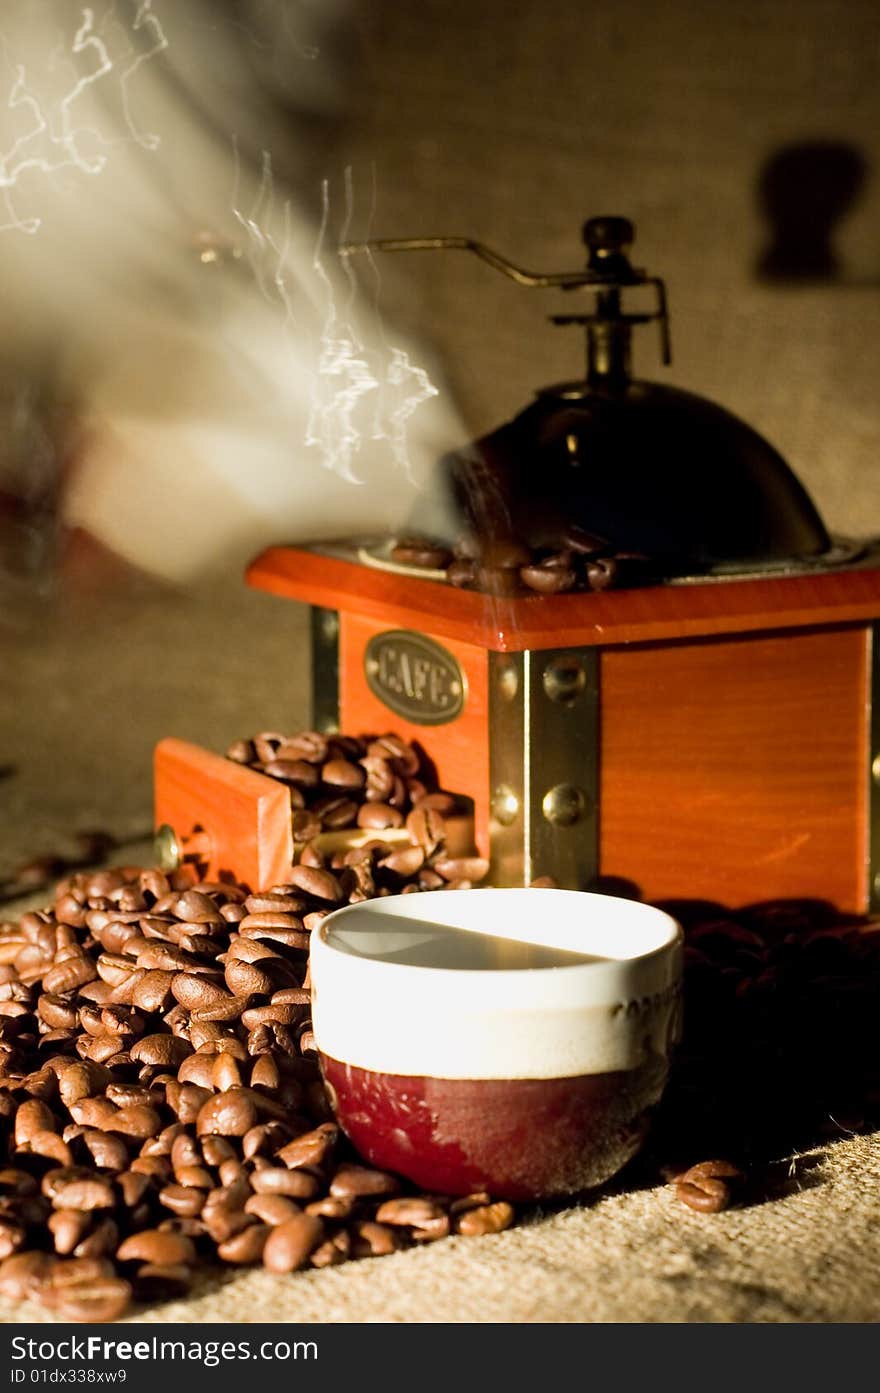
[0,1131,876,1324]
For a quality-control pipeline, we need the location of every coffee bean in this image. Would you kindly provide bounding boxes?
[287,867,344,902]
[217,1223,269,1264]
[224,959,274,998]
[276,1123,338,1171]
[116,1229,197,1266]
[37,994,79,1030]
[453,1201,515,1236]
[176,1055,216,1090]
[330,1165,400,1200]
[251,1168,320,1200]
[129,1034,191,1069]
[431,856,491,883]
[244,1194,301,1226]
[69,1093,121,1129]
[42,1271,132,1323]
[196,1089,257,1137]
[14,1098,56,1146]
[262,1214,324,1273]
[173,891,224,925]
[211,1053,242,1092]
[48,1210,91,1254]
[159,1185,206,1218]
[350,1220,400,1258]
[405,807,446,857]
[390,537,452,569]
[80,1129,129,1171]
[0,1248,55,1298]
[375,1197,447,1227]
[674,1160,743,1214]
[43,957,98,995]
[51,1176,116,1211]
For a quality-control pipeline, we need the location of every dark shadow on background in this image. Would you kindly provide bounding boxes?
[755,139,874,284]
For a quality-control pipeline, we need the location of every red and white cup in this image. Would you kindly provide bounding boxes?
[309,887,683,1201]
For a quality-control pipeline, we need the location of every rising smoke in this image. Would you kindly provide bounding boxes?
[0,0,461,586]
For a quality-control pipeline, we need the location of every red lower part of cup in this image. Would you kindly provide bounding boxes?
[319,1053,669,1201]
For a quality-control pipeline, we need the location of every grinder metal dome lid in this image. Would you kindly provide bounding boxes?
[342,217,837,581]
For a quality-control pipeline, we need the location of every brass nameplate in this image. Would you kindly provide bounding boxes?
[364,630,466,726]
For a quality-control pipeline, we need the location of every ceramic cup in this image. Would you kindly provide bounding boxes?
[309,887,683,1201]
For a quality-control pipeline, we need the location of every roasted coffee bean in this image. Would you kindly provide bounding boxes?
[129,1033,192,1069]
[42,1272,132,1323]
[14,1097,56,1145]
[43,957,98,995]
[37,994,79,1030]
[196,1089,258,1137]
[330,1165,400,1200]
[48,1209,91,1255]
[520,558,578,593]
[130,970,177,1013]
[226,739,255,764]
[80,1129,129,1171]
[350,1220,400,1258]
[211,1053,243,1091]
[159,1185,206,1218]
[432,856,491,883]
[51,1176,116,1211]
[217,1223,269,1264]
[73,1221,120,1263]
[390,537,452,569]
[378,847,425,879]
[178,1053,225,1097]
[244,1194,301,1226]
[375,1197,447,1228]
[287,866,344,902]
[67,1093,120,1129]
[276,1123,338,1171]
[251,1167,320,1200]
[116,1229,197,1266]
[674,1160,744,1214]
[173,891,224,925]
[262,1214,324,1273]
[453,1201,515,1236]
[224,959,275,998]
[0,1248,55,1298]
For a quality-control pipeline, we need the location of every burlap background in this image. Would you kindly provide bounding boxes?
[1,1132,877,1324]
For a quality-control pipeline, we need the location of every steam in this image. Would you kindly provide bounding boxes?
[0,0,461,587]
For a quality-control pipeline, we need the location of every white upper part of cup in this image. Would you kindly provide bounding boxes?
[309,888,683,1080]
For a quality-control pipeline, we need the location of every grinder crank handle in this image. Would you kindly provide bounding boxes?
[338,215,671,366]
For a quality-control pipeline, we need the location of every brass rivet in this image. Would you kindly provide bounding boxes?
[542,659,587,704]
[497,663,518,701]
[542,784,588,827]
[154,824,182,873]
[492,785,520,827]
[872,754,880,785]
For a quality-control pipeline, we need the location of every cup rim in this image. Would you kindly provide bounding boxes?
[309,888,683,1079]
[311,887,682,1007]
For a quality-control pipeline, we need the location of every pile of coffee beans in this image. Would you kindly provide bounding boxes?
[390,530,656,597]
[0,835,503,1322]
[225,730,472,852]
